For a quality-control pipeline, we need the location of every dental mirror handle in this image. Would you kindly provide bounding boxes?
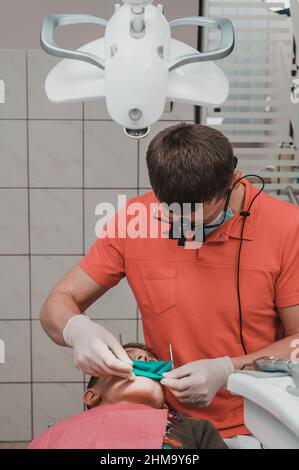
[169,344,174,369]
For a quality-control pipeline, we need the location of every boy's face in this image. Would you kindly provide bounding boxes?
[83,347,166,410]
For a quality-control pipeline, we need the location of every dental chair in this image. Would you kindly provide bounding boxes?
[227,361,299,449]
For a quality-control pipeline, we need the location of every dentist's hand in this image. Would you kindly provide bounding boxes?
[160,357,234,408]
[63,314,135,380]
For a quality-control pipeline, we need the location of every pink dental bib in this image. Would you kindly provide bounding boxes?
[28,403,168,449]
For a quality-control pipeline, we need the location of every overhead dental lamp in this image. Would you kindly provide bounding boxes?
[41,0,235,138]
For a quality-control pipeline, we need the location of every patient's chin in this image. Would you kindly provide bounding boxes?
[109,376,165,408]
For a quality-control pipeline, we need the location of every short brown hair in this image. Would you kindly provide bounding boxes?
[146,123,235,206]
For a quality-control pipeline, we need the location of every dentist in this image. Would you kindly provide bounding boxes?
[41,123,299,443]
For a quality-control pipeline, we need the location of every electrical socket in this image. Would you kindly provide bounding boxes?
[0,79,5,104]
[0,339,5,364]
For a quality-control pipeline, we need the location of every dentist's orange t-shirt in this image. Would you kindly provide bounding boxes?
[80,179,299,438]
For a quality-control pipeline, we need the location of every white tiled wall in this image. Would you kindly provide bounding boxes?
[0,3,196,440]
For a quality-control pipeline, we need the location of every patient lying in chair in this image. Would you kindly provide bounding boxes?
[28,342,227,449]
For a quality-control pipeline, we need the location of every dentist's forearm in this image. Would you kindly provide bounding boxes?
[40,291,82,346]
[231,334,299,370]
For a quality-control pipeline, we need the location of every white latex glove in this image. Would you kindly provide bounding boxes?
[63,315,135,379]
[160,357,234,408]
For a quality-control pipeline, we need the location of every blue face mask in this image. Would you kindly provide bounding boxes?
[204,207,234,237]
[132,360,174,381]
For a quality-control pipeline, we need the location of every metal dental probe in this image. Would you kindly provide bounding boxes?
[169,344,174,369]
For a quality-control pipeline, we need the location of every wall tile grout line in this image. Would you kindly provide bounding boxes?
[82,102,85,255]
[0,187,150,190]
[82,103,86,402]
[137,140,140,197]
[0,441,31,445]
[0,382,85,385]
[25,50,34,442]
[136,140,141,341]
[0,318,139,322]
[0,118,187,122]
[0,254,85,257]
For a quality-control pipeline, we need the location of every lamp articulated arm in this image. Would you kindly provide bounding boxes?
[41,13,234,72]
[41,14,108,71]
[169,17,235,72]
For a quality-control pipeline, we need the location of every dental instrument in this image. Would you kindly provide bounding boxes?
[169,344,174,370]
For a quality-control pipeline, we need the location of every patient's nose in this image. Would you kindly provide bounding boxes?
[137,353,149,361]
[136,353,157,362]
